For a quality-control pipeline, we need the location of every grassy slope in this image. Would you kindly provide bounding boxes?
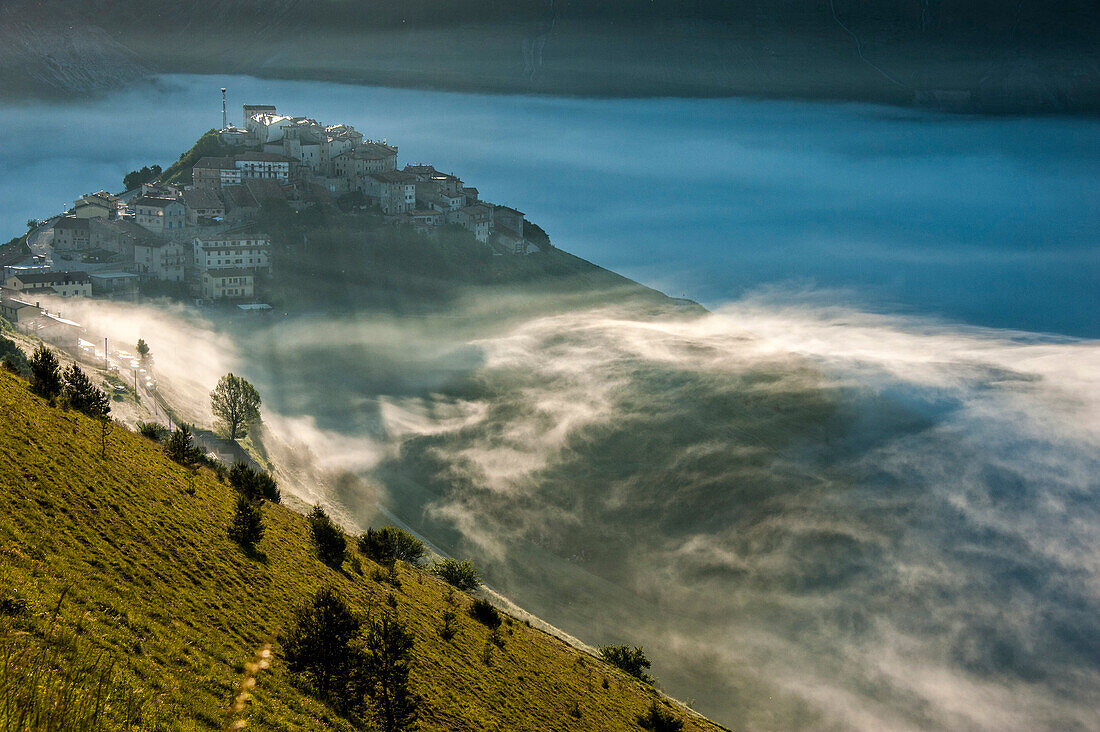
[0,370,725,731]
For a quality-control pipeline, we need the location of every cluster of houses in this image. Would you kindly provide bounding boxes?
[2,102,539,341]
[214,104,534,251]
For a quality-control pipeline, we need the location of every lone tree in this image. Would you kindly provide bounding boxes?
[28,345,62,399]
[135,339,150,360]
[363,611,418,732]
[228,493,265,551]
[598,644,653,683]
[61,363,110,418]
[358,526,426,568]
[210,373,261,440]
[429,559,480,591]
[308,505,347,569]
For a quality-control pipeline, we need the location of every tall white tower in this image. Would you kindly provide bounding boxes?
[221,88,227,129]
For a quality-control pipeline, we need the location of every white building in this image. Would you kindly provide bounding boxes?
[193,236,271,273]
[4,271,92,298]
[202,268,255,300]
[234,152,293,183]
[134,239,187,281]
[133,196,187,234]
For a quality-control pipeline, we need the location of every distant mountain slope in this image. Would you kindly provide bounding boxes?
[1,0,1095,113]
[0,370,723,730]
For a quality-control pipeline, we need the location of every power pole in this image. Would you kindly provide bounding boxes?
[104,337,108,371]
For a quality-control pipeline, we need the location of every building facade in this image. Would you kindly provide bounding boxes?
[133,197,187,234]
[193,236,271,272]
[202,269,255,300]
[5,271,92,297]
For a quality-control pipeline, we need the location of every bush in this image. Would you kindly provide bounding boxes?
[598,645,653,683]
[468,599,502,629]
[227,494,264,550]
[636,702,684,731]
[228,462,280,503]
[28,344,61,398]
[429,559,480,591]
[136,421,170,442]
[61,363,110,418]
[358,526,425,567]
[308,505,346,569]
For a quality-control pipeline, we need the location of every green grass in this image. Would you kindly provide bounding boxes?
[0,370,725,731]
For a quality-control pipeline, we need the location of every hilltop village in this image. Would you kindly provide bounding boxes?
[1,102,538,344]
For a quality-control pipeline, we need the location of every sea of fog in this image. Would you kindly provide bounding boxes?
[3,75,1099,730]
[0,73,1097,335]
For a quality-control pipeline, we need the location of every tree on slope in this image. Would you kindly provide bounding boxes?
[227,493,265,551]
[28,344,61,399]
[308,505,346,569]
[61,363,110,418]
[363,611,418,732]
[165,425,202,468]
[210,373,261,441]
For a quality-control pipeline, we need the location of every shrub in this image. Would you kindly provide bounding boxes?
[358,526,425,567]
[308,505,346,569]
[227,494,265,550]
[468,599,502,629]
[598,645,653,683]
[28,344,61,398]
[136,421,169,442]
[228,462,280,503]
[60,364,110,418]
[0,336,28,375]
[636,702,684,731]
[429,559,480,591]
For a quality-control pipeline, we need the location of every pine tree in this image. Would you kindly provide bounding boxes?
[227,494,265,550]
[308,505,346,569]
[164,425,202,467]
[61,363,110,418]
[28,345,61,398]
[363,611,418,732]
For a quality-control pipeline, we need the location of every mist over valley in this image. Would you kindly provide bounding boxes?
[1,72,1098,730]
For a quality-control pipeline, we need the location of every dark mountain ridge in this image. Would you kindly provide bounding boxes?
[2,0,1096,113]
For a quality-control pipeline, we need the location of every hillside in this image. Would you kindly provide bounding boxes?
[0,369,725,730]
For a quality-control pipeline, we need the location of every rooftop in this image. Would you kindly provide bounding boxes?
[133,196,181,209]
[193,156,237,171]
[369,171,417,184]
[13,270,91,285]
[54,216,90,231]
